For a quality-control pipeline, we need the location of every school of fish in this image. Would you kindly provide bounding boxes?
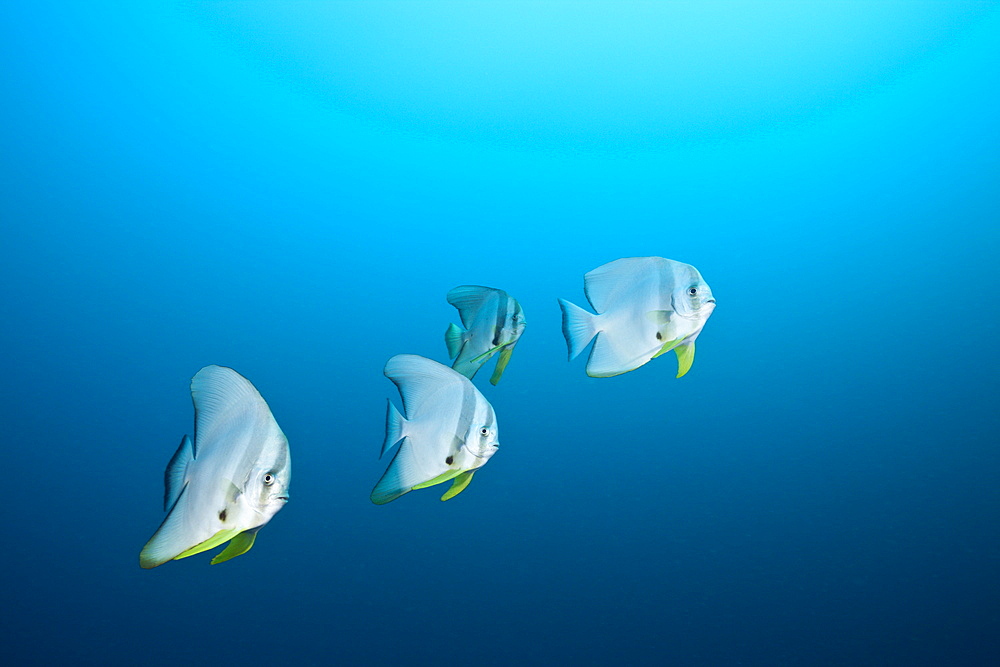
[139,256,715,567]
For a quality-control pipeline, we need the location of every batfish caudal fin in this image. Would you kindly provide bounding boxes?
[164,434,194,512]
[210,529,259,565]
[674,341,695,378]
[490,346,514,385]
[444,322,466,359]
[441,470,476,501]
[381,399,408,458]
[371,437,424,505]
[558,298,598,361]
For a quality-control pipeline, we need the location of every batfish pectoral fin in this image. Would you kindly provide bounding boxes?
[646,310,673,325]
[210,528,259,565]
[489,346,514,385]
[440,470,476,501]
[173,527,243,561]
[652,337,683,359]
[674,341,695,378]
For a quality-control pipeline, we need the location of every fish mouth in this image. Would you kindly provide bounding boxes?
[276,496,290,502]
[706,298,716,304]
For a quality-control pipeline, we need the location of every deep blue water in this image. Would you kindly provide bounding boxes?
[2,2,999,665]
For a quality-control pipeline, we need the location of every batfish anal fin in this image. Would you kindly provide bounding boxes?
[141,481,242,569]
[210,529,259,565]
[440,470,476,501]
[371,437,422,505]
[140,483,195,569]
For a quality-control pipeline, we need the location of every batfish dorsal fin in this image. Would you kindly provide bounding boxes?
[190,365,282,464]
[446,285,496,328]
[584,257,659,313]
[383,354,464,418]
[210,528,259,565]
[164,434,194,512]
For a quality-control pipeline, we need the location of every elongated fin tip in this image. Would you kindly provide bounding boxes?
[558,298,598,361]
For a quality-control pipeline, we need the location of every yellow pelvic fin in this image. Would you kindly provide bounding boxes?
[412,468,463,490]
[674,342,695,378]
[173,528,243,561]
[490,346,514,385]
[652,337,683,359]
[210,530,258,565]
[440,470,476,501]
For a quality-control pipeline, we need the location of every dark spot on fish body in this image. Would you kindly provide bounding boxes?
[445,456,454,465]
[219,509,227,522]
[656,332,662,340]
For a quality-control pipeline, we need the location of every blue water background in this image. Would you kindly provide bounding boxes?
[2,2,998,664]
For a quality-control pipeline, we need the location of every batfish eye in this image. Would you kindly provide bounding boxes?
[263,473,275,486]
[479,427,490,437]
[688,287,698,296]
